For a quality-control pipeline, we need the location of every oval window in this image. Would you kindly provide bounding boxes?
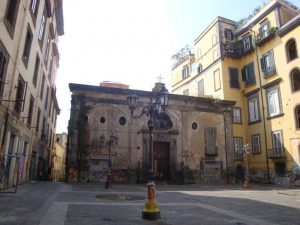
[119,116,126,126]
[100,117,106,124]
[192,122,198,130]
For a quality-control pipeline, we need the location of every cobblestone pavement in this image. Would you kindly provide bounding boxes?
[0,182,300,225]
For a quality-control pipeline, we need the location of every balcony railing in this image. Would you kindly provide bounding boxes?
[223,42,254,58]
[255,27,278,46]
[268,148,286,159]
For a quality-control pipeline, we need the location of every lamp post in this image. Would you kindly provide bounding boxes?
[243,144,250,189]
[127,84,169,220]
[103,134,118,189]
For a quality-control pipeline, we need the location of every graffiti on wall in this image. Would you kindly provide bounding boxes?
[68,168,78,182]
[89,160,109,183]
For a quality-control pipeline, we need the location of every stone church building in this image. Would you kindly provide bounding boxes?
[67,82,235,184]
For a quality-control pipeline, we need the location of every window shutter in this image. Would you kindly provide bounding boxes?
[260,57,265,71]
[242,68,246,81]
[249,35,253,48]
[249,63,255,82]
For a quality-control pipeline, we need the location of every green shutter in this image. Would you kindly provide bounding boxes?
[242,68,246,81]
[249,63,255,80]
[261,57,265,71]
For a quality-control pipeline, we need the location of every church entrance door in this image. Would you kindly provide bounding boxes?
[153,142,170,181]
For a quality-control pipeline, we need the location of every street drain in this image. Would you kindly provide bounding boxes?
[96,194,146,201]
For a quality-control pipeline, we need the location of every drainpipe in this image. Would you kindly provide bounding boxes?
[223,112,229,184]
[251,30,270,183]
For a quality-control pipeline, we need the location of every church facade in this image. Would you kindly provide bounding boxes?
[67,83,235,184]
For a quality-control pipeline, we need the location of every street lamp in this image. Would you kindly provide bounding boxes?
[243,144,250,189]
[127,84,169,220]
[102,134,118,189]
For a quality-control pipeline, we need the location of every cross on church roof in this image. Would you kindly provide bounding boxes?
[156,74,164,83]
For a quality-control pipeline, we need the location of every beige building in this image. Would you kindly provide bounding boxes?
[67,82,235,184]
[0,0,64,189]
[172,0,300,184]
[52,132,67,181]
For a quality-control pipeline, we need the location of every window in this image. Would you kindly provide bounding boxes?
[251,134,261,154]
[182,66,189,79]
[229,67,239,88]
[205,127,217,155]
[271,130,284,157]
[100,117,106,123]
[234,137,243,159]
[266,85,282,117]
[233,107,242,124]
[0,42,9,98]
[183,89,189,96]
[192,122,198,130]
[197,64,203,74]
[45,37,51,64]
[4,0,20,35]
[36,108,41,133]
[261,50,276,77]
[32,54,40,87]
[224,29,234,41]
[38,13,46,44]
[295,105,300,129]
[248,93,260,123]
[286,39,298,62]
[291,68,300,92]
[258,21,270,40]
[119,116,126,126]
[242,62,256,86]
[27,95,34,126]
[198,79,204,96]
[44,86,49,110]
[214,69,221,91]
[30,0,40,22]
[14,75,26,115]
[22,26,33,66]
[243,35,252,52]
[40,74,45,100]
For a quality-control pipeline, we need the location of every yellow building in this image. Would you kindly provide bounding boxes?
[52,133,67,182]
[0,0,64,189]
[172,0,300,184]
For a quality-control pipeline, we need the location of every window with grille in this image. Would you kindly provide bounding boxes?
[251,134,261,154]
[271,130,284,157]
[233,107,242,124]
[205,127,217,155]
[266,85,282,117]
[234,137,243,159]
[248,93,260,123]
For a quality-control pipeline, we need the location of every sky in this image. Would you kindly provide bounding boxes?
[55,0,300,133]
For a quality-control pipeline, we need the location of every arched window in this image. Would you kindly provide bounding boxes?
[295,105,300,129]
[291,68,300,92]
[286,39,298,62]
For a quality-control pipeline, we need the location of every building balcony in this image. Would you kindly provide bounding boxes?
[255,27,278,46]
[223,42,254,59]
[268,149,286,159]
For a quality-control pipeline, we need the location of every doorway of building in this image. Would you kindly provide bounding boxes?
[153,142,170,181]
